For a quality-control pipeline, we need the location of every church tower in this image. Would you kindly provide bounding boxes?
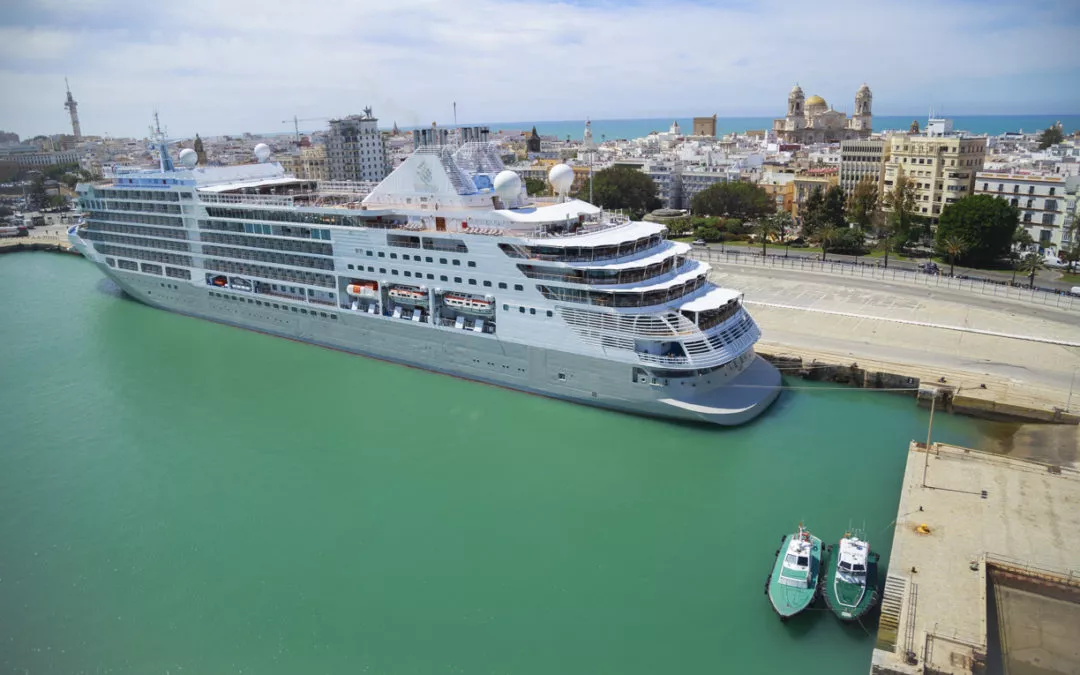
[852,83,872,134]
[787,84,805,130]
[194,134,207,165]
[583,118,594,148]
[64,78,81,140]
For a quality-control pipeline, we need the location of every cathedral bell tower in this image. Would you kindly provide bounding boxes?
[787,84,805,131]
[853,84,872,134]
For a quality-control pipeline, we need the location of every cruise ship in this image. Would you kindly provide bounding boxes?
[70,127,781,425]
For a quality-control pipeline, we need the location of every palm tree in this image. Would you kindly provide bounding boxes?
[1060,244,1080,274]
[818,225,841,262]
[755,218,779,257]
[941,236,968,277]
[1018,253,1045,288]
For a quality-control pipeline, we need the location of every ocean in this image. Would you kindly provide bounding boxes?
[479,115,1080,141]
[0,253,1007,674]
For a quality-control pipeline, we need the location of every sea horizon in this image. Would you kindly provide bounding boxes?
[266,113,1079,144]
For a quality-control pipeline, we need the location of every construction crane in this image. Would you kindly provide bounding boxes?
[282,115,330,144]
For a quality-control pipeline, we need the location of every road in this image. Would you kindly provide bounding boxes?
[707,264,1080,412]
[700,241,1076,291]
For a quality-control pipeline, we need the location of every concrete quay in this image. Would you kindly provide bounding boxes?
[706,264,1080,423]
[871,442,1080,675]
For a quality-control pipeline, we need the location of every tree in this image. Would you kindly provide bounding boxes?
[524,177,547,197]
[690,181,773,221]
[580,166,661,218]
[847,177,879,231]
[1037,125,1064,150]
[801,186,825,237]
[940,235,968,276]
[1018,253,1045,288]
[821,185,847,230]
[1059,245,1080,274]
[882,175,917,251]
[935,195,1019,267]
[819,225,842,262]
[27,174,48,211]
[768,211,794,256]
[755,218,779,257]
[0,205,13,218]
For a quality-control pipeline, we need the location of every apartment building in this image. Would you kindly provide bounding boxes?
[839,138,888,196]
[882,118,987,223]
[974,172,1069,251]
[326,111,388,182]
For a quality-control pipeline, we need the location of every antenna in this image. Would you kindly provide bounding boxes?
[453,101,457,127]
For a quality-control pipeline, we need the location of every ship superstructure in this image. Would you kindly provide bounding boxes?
[71,128,780,425]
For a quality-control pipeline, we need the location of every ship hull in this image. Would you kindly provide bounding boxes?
[92,261,781,426]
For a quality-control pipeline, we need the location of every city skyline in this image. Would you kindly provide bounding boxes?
[1,0,1078,139]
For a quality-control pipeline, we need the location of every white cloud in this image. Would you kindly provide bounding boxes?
[0,0,1076,138]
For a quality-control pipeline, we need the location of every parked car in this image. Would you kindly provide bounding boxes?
[692,239,706,246]
[918,262,940,275]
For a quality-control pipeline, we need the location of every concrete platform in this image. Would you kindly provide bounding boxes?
[707,265,1080,419]
[871,443,1080,674]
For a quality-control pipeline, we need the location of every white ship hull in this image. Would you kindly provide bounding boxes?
[94,259,780,425]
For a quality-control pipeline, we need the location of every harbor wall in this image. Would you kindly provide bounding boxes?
[757,350,1080,425]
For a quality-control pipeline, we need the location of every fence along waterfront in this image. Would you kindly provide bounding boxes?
[689,249,1079,312]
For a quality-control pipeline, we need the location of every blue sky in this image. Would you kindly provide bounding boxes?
[1,0,1078,139]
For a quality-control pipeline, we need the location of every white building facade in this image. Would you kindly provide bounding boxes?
[974,172,1069,252]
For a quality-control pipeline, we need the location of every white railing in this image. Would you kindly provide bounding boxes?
[317,180,379,197]
[198,193,295,207]
[690,249,1080,312]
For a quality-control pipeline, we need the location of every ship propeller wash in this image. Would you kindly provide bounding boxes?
[70,124,780,425]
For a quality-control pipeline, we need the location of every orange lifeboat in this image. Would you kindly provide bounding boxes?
[388,287,428,305]
[443,294,495,316]
[345,282,378,298]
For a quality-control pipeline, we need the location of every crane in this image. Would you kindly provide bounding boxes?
[282,115,331,144]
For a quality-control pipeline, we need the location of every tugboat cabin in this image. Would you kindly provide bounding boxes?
[837,537,869,580]
[779,532,814,588]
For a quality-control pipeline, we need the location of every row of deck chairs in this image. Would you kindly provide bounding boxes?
[453,316,486,333]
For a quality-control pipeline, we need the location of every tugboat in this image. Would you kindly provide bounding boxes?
[766,524,823,620]
[823,533,880,622]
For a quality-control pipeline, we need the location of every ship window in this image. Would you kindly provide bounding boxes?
[426,274,434,280]
[530,308,536,315]
[519,306,525,313]
[503,304,509,311]
[301,309,308,314]
[390,253,397,259]
[425,257,433,263]
[368,266,375,272]
[546,310,553,317]
[452,259,461,266]
[348,264,354,269]
[440,258,447,264]
[483,280,492,287]
[366,250,373,256]
[498,282,507,289]
[320,312,327,318]
[292,307,298,312]
[468,279,477,285]
[467,261,476,267]
[378,252,385,257]
[392,270,399,275]
[454,277,462,283]
[440,275,448,281]
[403,254,410,260]
[514,284,523,291]
[404,271,412,277]
[331,315,338,320]
[558,373,566,380]
[256,301,262,306]
[379,268,386,273]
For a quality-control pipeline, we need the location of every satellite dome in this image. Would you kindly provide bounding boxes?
[253,143,271,163]
[548,163,574,197]
[178,148,198,168]
[493,170,521,207]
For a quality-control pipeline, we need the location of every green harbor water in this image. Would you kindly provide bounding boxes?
[1,253,993,674]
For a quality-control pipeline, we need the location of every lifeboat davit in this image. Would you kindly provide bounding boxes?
[443,294,495,316]
[346,282,378,299]
[388,287,428,305]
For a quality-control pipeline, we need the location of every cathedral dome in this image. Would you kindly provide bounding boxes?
[806,95,827,107]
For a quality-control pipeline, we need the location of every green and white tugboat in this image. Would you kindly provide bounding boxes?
[765,524,823,620]
[823,533,880,622]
